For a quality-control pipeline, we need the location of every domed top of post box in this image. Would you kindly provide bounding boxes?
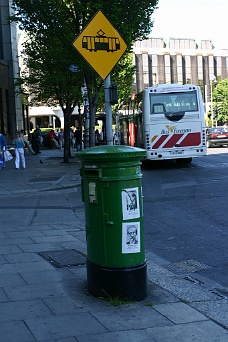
[76,145,146,162]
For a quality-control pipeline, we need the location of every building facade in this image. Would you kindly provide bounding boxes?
[0,0,22,140]
[133,38,228,112]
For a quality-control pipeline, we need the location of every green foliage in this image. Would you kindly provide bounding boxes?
[112,53,135,104]
[213,78,228,124]
[11,0,158,155]
[96,53,135,111]
[12,1,84,108]
[11,0,158,106]
[145,302,154,307]
[102,290,135,306]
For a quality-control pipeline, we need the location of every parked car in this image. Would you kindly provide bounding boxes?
[206,126,228,148]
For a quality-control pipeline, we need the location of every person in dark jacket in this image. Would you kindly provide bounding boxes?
[74,127,82,151]
[36,125,43,146]
[31,129,40,154]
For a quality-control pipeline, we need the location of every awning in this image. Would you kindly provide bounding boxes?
[29,106,56,116]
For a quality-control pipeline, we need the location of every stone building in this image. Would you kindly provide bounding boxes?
[0,0,23,140]
[133,38,228,112]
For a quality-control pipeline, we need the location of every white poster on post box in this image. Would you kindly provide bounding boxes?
[122,222,140,253]
[121,187,140,220]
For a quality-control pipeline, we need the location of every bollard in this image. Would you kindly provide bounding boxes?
[77,145,147,301]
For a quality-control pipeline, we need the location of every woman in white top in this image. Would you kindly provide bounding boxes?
[13,132,26,169]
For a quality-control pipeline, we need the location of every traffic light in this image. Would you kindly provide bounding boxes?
[214,107,218,119]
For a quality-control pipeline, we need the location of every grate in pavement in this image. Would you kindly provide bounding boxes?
[210,288,228,299]
[184,275,204,285]
[38,249,86,268]
[164,259,211,275]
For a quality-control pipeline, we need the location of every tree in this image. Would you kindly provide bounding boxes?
[213,78,228,124]
[11,0,158,160]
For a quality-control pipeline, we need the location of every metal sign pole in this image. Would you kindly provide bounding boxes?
[104,74,113,145]
[81,83,90,149]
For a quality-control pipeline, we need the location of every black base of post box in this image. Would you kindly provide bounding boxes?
[86,259,147,301]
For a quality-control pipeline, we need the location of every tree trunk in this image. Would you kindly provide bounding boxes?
[83,104,90,149]
[88,90,99,147]
[89,105,96,147]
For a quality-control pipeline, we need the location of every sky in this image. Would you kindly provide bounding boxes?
[149,0,228,50]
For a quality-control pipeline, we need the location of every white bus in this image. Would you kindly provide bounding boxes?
[119,83,207,163]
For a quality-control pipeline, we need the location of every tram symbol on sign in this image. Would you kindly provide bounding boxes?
[82,29,120,52]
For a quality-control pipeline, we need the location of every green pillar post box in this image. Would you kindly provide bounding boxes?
[77,145,147,301]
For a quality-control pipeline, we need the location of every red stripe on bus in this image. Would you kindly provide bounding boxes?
[152,135,169,149]
[178,132,201,147]
[163,134,183,148]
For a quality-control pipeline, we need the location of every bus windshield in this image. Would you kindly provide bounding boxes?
[150,91,198,114]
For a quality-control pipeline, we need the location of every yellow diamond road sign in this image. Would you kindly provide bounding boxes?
[72,11,127,80]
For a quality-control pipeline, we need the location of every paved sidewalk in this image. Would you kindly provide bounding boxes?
[0,148,227,341]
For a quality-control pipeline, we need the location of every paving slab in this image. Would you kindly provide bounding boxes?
[0,321,36,342]
[0,299,53,322]
[146,321,228,342]
[25,313,107,340]
[91,306,173,331]
[153,302,208,324]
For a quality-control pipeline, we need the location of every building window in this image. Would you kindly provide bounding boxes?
[164,54,171,84]
[142,54,149,88]
[177,55,183,84]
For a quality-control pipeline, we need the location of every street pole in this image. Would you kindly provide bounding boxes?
[214,78,218,127]
[81,82,90,149]
[69,65,90,148]
[204,85,208,124]
[104,74,113,145]
[210,75,216,128]
[210,79,214,128]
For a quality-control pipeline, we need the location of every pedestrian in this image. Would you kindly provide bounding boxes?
[74,126,82,151]
[36,125,43,146]
[113,132,117,145]
[70,129,75,149]
[99,130,104,142]
[13,132,26,169]
[95,129,100,146]
[0,132,7,165]
[0,150,4,169]
[48,129,60,149]
[54,129,60,145]
[59,128,64,149]
[31,129,40,154]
